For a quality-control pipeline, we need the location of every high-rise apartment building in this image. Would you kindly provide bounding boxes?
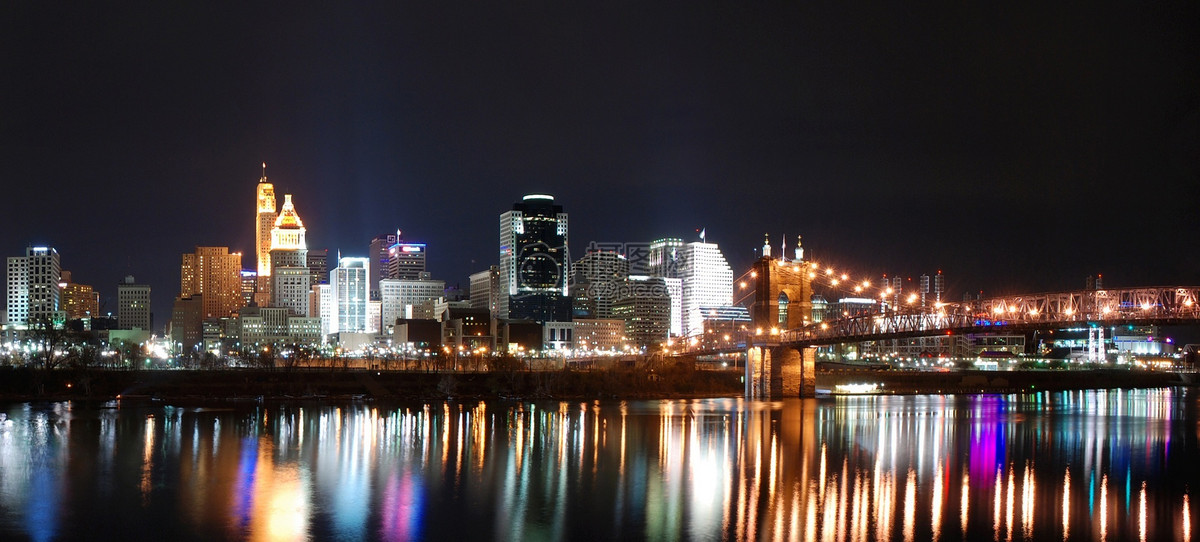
[59,270,100,320]
[117,275,152,330]
[330,257,369,333]
[6,246,62,326]
[499,194,570,322]
[180,246,244,319]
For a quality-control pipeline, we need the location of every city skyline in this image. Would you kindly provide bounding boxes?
[2,4,1197,328]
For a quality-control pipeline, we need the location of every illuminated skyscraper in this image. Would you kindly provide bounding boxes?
[268,194,310,315]
[499,194,570,322]
[255,163,277,278]
[330,256,369,333]
[6,246,62,326]
[180,246,244,319]
[650,238,733,337]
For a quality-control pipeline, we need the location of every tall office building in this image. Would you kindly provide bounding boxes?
[499,194,571,322]
[647,238,687,336]
[612,276,671,349]
[6,246,62,326]
[651,239,733,337]
[307,249,328,287]
[180,246,244,319]
[571,251,630,319]
[387,242,427,280]
[469,265,501,318]
[117,275,152,330]
[59,271,99,320]
[268,194,310,315]
[369,232,400,301]
[255,165,277,279]
[330,257,369,333]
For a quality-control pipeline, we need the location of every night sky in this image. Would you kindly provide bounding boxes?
[2,3,1198,329]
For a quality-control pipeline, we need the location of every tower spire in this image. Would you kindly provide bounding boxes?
[260,162,267,182]
[762,233,771,258]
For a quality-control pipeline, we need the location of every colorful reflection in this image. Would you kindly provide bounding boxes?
[0,388,1197,540]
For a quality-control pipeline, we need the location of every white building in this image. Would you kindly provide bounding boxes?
[330,257,369,333]
[652,240,733,337]
[380,278,445,330]
[6,246,62,326]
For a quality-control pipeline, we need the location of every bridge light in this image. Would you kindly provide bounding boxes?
[1064,308,1075,316]
[1141,303,1151,310]
[809,272,817,279]
[1186,299,1194,307]
[840,273,848,281]
[750,271,758,278]
[820,323,829,330]
[1102,307,1112,315]
[831,279,840,286]
[993,306,1004,315]
[1029,309,1039,316]
[770,327,779,335]
[862,280,871,288]
[739,281,747,289]
[885,288,894,295]
[826,268,833,275]
[1008,306,1018,314]
[792,266,800,272]
[906,293,918,304]
[755,327,763,336]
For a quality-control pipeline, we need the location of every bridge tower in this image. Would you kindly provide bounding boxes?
[746,236,818,399]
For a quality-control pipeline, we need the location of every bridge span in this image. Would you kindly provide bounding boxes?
[780,285,1200,347]
[737,251,1200,399]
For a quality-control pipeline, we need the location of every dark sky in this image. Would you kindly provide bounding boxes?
[2,3,1198,329]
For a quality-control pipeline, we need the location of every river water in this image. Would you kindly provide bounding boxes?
[0,388,1197,541]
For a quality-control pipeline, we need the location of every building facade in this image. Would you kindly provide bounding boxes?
[499,194,571,322]
[330,257,369,333]
[469,265,501,318]
[59,271,99,320]
[255,167,277,280]
[380,278,445,330]
[6,246,63,326]
[368,232,400,301]
[571,251,630,319]
[180,246,244,319]
[116,275,152,330]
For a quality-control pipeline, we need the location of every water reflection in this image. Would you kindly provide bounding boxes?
[0,389,1197,540]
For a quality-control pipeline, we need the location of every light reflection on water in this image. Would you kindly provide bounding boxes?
[0,389,1197,540]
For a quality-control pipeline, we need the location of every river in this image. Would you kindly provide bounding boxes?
[0,388,1196,541]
